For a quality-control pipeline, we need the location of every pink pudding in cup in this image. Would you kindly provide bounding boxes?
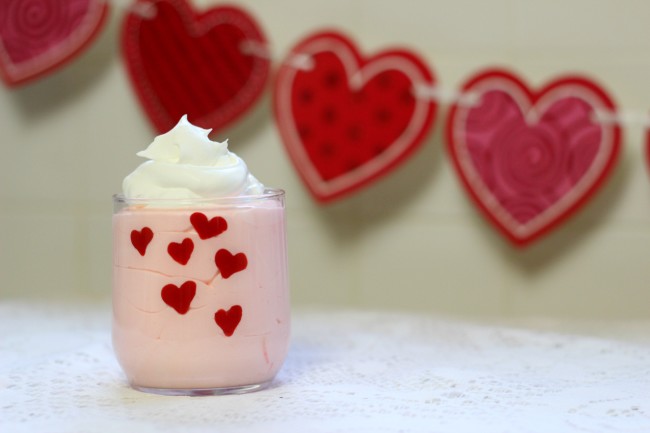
[112,116,290,395]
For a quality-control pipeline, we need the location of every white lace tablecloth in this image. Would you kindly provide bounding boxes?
[1,301,649,433]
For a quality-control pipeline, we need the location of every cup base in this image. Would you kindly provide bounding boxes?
[131,380,273,396]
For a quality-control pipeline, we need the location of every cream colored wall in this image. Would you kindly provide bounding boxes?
[1,0,650,318]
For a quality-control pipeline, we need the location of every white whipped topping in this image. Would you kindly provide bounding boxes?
[122,115,264,199]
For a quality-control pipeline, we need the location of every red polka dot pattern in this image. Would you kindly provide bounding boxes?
[274,31,437,203]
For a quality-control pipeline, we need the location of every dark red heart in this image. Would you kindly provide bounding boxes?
[214,305,242,337]
[167,238,194,265]
[131,227,153,256]
[214,249,247,279]
[190,212,227,240]
[161,281,196,314]
[273,30,437,202]
[446,68,621,247]
[121,0,269,134]
[0,0,110,87]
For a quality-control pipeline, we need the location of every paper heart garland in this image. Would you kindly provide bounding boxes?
[446,69,621,247]
[273,31,437,203]
[122,0,269,134]
[0,0,109,87]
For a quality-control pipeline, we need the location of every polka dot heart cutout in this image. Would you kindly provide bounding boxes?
[273,31,438,203]
[446,69,622,247]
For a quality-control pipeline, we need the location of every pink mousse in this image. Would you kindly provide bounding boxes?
[112,200,290,390]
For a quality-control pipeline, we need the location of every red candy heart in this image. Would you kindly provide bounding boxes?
[446,69,621,247]
[161,281,196,315]
[214,305,242,337]
[0,0,109,87]
[214,249,247,279]
[131,227,153,256]
[274,31,437,203]
[122,0,269,134]
[167,238,194,265]
[190,212,227,240]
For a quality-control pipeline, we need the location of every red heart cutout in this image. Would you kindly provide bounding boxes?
[167,238,194,265]
[131,227,154,256]
[190,212,227,240]
[0,0,109,87]
[122,0,269,134]
[214,305,242,337]
[273,31,437,203]
[161,281,196,315]
[214,249,247,279]
[446,69,621,247]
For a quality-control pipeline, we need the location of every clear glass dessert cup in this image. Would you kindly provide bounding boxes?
[112,189,290,396]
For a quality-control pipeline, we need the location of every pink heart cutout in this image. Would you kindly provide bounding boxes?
[447,69,621,247]
[0,0,109,86]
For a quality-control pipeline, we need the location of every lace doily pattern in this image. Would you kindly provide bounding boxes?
[1,302,649,432]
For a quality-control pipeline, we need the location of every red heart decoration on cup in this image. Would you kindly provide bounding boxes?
[167,238,194,265]
[446,69,621,247]
[121,0,269,134]
[273,31,437,203]
[214,305,242,337]
[214,248,247,279]
[0,0,109,87]
[190,212,227,240]
[131,227,154,256]
[161,281,196,315]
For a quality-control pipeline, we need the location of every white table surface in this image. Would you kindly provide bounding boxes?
[1,301,649,433]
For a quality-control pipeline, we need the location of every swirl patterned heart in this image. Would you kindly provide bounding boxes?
[0,0,109,86]
[122,0,269,134]
[273,31,437,203]
[446,69,621,247]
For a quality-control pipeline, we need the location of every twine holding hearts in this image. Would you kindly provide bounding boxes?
[1,0,633,248]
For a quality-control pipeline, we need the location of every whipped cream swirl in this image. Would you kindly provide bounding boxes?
[122,115,264,199]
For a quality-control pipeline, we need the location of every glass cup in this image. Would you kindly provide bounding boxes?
[112,189,290,395]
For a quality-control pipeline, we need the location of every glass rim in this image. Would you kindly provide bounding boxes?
[113,188,285,206]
